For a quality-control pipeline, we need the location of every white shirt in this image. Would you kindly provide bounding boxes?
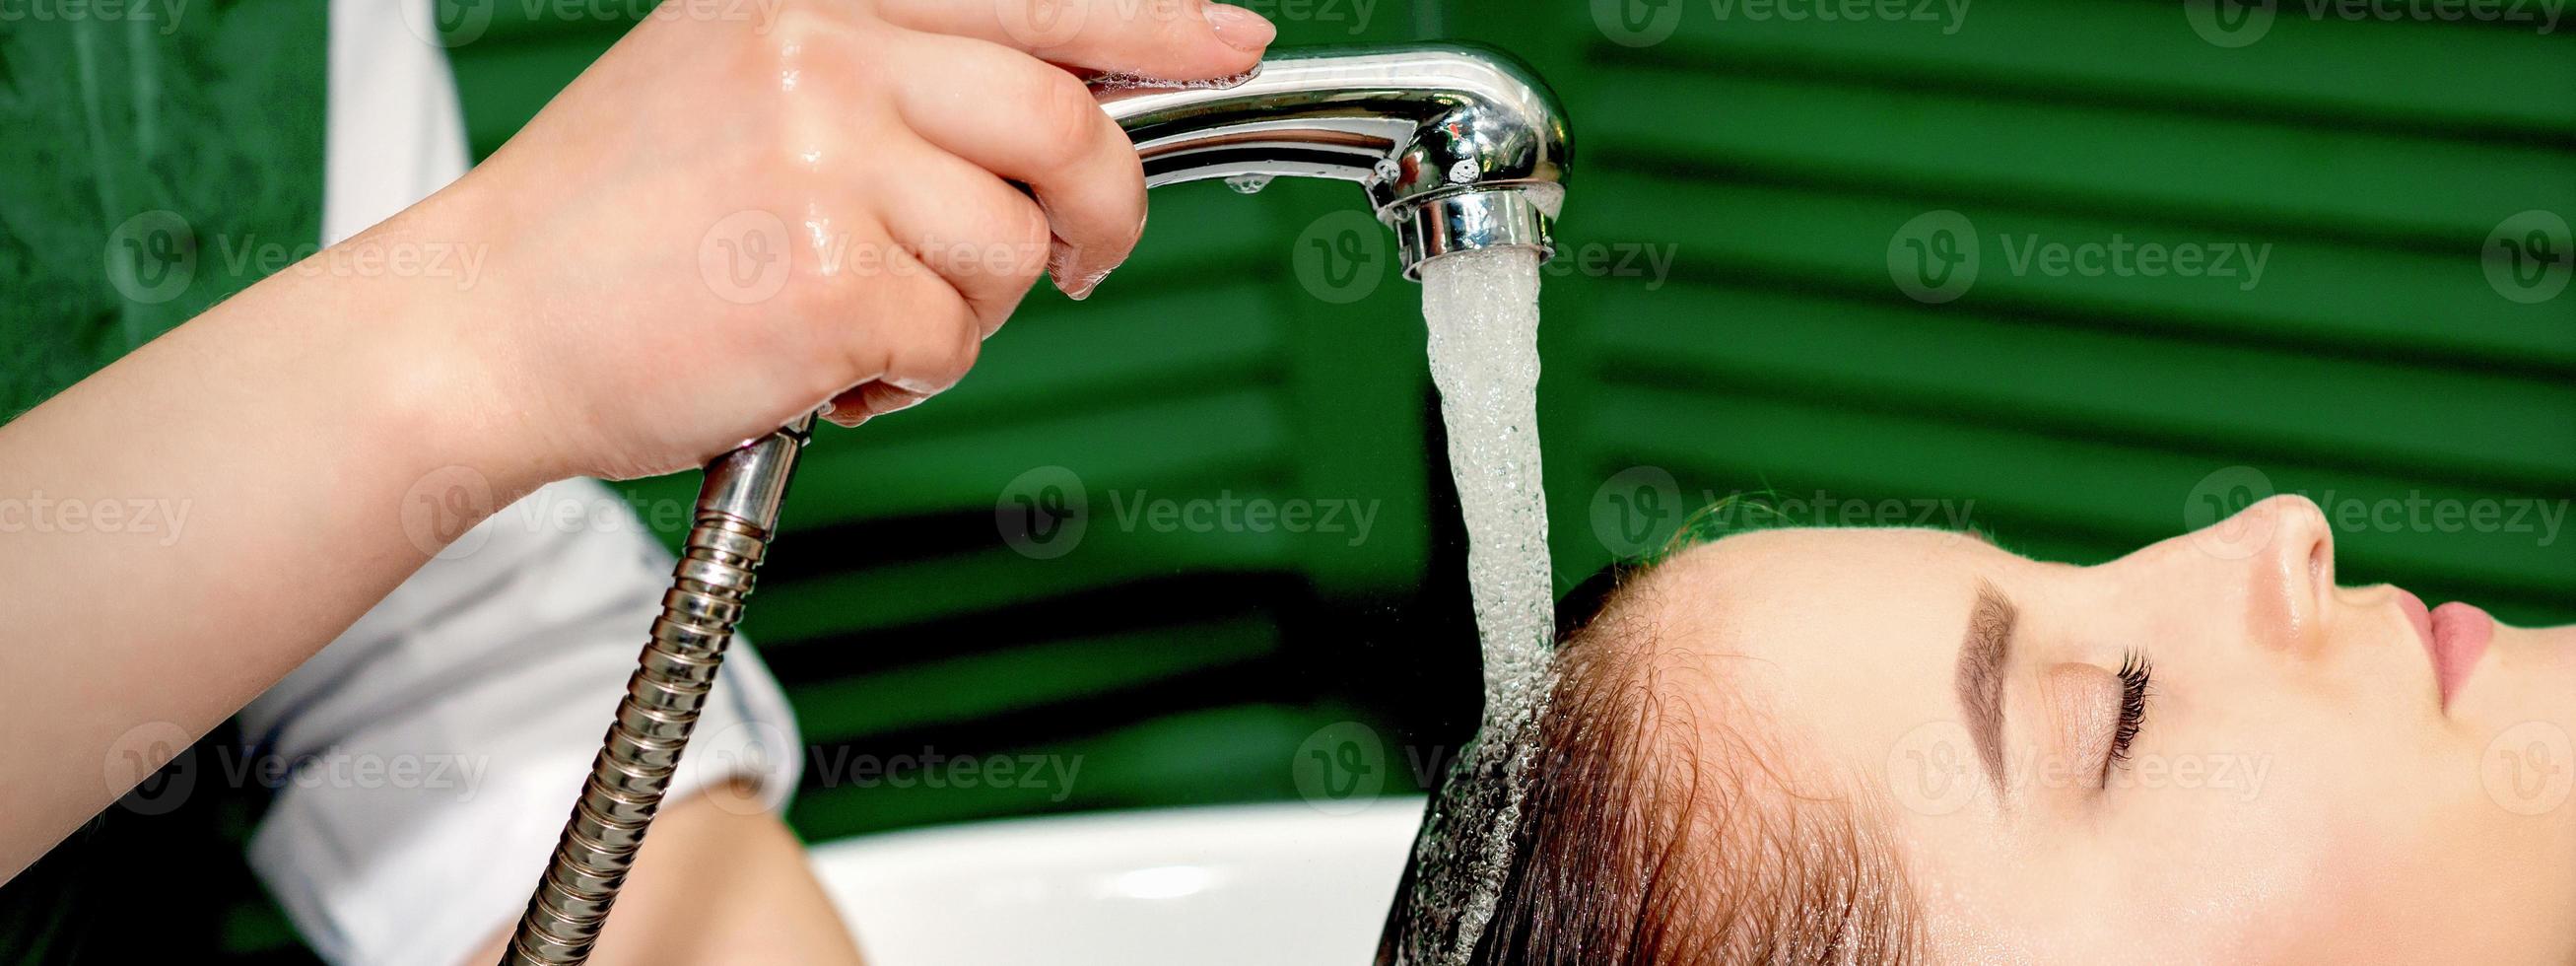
[243,6,802,965]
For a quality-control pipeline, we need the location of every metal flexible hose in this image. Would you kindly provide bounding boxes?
[501,418,810,966]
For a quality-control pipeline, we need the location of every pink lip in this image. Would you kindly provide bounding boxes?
[2396,587,2493,709]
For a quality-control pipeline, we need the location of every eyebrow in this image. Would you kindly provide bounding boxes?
[1954,581,2017,797]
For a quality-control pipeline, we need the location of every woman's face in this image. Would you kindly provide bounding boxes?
[1645,495,2576,964]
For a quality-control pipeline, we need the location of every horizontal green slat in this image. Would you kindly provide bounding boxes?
[1590,281,2576,487]
[752,510,1308,642]
[1613,0,2576,138]
[776,388,1294,528]
[788,614,1279,742]
[1567,170,2576,371]
[860,280,1290,433]
[1583,64,2575,243]
[789,704,1344,839]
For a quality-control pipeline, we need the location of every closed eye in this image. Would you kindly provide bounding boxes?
[2100,650,2153,787]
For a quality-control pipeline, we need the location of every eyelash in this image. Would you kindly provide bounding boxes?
[2103,650,2154,782]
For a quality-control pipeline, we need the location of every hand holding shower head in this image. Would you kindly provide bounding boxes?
[502,42,1570,966]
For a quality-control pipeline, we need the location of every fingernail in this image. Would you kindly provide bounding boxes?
[1203,4,1275,52]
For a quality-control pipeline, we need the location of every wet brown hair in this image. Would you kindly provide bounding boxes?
[1472,557,1926,965]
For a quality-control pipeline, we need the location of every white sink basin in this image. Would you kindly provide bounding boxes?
[811,796,1427,966]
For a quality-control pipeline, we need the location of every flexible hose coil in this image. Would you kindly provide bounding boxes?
[501,513,771,965]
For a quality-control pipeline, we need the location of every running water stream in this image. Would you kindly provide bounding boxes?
[1394,246,1555,965]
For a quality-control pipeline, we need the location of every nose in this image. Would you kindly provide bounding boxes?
[2198,494,2336,651]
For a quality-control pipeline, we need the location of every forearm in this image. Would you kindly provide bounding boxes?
[0,207,538,877]
[459,784,868,966]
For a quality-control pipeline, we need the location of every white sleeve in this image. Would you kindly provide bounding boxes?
[239,478,803,966]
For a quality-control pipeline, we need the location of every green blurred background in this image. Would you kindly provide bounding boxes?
[5,0,2572,960]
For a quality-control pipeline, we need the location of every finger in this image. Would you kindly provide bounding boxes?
[822,257,986,428]
[884,32,1148,300]
[822,380,930,428]
[873,0,1274,80]
[867,132,1055,330]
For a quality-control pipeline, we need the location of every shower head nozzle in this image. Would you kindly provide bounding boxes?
[1096,42,1571,280]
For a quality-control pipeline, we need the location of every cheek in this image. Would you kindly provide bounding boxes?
[2112,723,2511,964]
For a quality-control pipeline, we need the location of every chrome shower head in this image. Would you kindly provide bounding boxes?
[1095,42,1572,280]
